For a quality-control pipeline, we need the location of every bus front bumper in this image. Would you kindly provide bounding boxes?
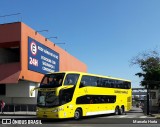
[36,107,70,119]
[37,111,59,119]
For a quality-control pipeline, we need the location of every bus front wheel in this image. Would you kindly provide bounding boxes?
[74,108,82,120]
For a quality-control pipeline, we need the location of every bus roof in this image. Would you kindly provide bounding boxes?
[47,71,131,82]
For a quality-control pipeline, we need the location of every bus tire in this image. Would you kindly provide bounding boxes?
[74,108,82,120]
[115,107,119,115]
[121,106,125,115]
[118,107,123,115]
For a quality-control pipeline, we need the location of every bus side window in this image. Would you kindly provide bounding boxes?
[124,82,128,89]
[92,82,97,87]
[127,82,131,89]
[120,83,124,89]
[97,78,102,87]
[64,74,79,86]
[80,76,91,87]
[110,83,114,88]
[91,76,97,87]
[105,80,110,88]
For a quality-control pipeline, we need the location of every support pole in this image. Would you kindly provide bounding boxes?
[146,86,150,115]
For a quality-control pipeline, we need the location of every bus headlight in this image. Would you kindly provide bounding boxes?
[52,107,63,112]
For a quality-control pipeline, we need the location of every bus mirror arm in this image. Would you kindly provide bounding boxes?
[30,87,39,96]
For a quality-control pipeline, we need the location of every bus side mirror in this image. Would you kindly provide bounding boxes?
[30,87,39,97]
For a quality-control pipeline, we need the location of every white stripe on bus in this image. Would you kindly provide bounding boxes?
[86,110,115,116]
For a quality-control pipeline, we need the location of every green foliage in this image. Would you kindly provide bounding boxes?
[131,50,160,88]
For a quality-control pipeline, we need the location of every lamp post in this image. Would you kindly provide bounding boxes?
[35,30,48,35]
[0,13,21,23]
[54,43,65,46]
[146,84,150,115]
[45,36,58,41]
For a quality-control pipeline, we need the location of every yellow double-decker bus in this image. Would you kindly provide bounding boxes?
[35,71,132,119]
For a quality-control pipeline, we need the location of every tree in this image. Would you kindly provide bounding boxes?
[131,50,160,89]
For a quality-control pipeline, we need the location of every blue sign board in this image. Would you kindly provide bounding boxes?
[28,37,59,74]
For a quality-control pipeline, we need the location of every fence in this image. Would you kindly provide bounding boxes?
[3,104,36,112]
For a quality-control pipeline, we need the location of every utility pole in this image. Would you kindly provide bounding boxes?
[146,84,150,115]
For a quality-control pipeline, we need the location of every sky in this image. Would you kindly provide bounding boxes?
[1,0,160,88]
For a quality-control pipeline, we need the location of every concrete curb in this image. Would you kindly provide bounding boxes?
[149,114,160,119]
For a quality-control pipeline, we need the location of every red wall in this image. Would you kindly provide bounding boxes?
[0,22,21,43]
[0,22,87,83]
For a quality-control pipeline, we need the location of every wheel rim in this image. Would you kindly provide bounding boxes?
[122,107,125,114]
[115,108,118,115]
[75,111,80,119]
[119,108,122,115]
[121,108,124,113]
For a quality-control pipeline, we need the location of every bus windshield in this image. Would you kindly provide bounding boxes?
[40,73,65,88]
[37,91,59,107]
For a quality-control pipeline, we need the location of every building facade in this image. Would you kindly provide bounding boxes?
[0,22,87,106]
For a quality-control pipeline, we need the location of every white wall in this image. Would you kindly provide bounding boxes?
[6,81,38,97]
[2,81,39,104]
